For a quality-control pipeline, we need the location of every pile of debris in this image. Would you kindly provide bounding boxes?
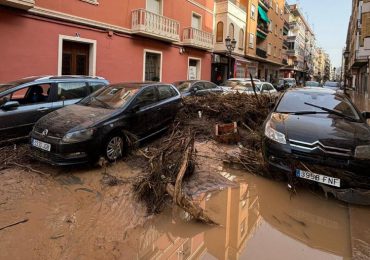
[132,93,276,223]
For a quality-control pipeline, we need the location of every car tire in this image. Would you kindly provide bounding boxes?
[103,134,125,162]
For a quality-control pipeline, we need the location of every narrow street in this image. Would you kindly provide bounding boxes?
[0,140,368,259]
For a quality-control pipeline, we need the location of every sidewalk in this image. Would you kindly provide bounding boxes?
[349,90,370,112]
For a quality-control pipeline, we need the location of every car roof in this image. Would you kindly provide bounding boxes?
[108,82,170,89]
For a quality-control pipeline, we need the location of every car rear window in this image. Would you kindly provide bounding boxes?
[276,92,360,119]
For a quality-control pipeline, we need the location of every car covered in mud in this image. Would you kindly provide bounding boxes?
[0,76,109,145]
[262,87,370,204]
[224,81,277,95]
[173,80,223,96]
[30,82,182,165]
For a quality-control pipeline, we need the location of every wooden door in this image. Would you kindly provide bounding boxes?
[62,41,90,75]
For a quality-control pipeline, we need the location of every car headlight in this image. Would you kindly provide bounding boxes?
[265,120,287,144]
[62,128,95,143]
[354,145,370,160]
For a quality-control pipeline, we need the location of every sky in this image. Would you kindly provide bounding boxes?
[287,0,352,68]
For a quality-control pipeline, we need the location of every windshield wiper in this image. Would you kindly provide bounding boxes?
[304,102,357,121]
[93,97,111,109]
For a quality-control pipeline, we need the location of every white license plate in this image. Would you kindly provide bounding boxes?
[32,138,51,152]
[296,169,341,188]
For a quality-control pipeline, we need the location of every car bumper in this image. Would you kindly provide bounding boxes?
[30,133,97,166]
[263,138,370,203]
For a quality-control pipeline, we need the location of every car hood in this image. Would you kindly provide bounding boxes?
[35,104,113,137]
[271,113,370,149]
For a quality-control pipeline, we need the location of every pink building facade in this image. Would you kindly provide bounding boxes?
[0,0,214,83]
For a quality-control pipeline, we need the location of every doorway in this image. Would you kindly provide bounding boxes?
[62,41,90,75]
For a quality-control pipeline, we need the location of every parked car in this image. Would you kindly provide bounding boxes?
[0,76,108,145]
[323,81,341,91]
[173,80,223,96]
[262,87,370,204]
[30,82,182,165]
[220,78,261,92]
[304,81,321,87]
[275,78,297,91]
[226,81,277,95]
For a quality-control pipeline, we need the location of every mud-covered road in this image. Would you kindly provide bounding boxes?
[0,141,369,260]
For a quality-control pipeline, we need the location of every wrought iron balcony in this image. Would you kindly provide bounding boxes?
[183,27,213,50]
[256,47,267,58]
[131,9,180,42]
[0,0,34,9]
[259,0,270,10]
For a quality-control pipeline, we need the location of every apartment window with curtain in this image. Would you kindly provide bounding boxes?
[267,43,272,55]
[239,29,244,49]
[275,2,279,14]
[274,46,277,57]
[216,22,224,42]
[249,33,254,49]
[269,21,273,32]
[147,0,162,14]
[229,23,235,39]
[192,13,201,29]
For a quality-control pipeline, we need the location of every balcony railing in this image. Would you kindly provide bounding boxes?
[183,27,213,50]
[256,47,267,58]
[131,9,180,42]
[0,0,34,9]
[257,23,269,34]
[259,0,270,10]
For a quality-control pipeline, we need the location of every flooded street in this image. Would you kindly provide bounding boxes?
[0,141,369,260]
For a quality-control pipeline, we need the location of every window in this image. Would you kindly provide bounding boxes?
[262,83,274,91]
[192,13,201,29]
[204,82,217,90]
[275,1,279,13]
[274,46,277,57]
[80,0,98,5]
[249,33,254,48]
[188,59,201,80]
[239,29,244,49]
[275,25,278,36]
[144,51,161,81]
[269,21,273,32]
[9,84,51,105]
[157,85,174,100]
[147,0,162,14]
[57,82,88,100]
[251,4,256,19]
[229,23,235,39]
[89,82,106,93]
[134,86,157,108]
[267,43,272,55]
[216,22,224,42]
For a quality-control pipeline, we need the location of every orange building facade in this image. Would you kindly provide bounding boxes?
[0,0,214,83]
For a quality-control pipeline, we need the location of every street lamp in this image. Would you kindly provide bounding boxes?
[225,36,237,79]
[343,50,350,95]
[333,67,336,81]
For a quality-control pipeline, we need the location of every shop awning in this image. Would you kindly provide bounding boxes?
[231,55,251,64]
[258,6,270,23]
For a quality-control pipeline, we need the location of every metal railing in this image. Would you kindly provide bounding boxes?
[183,27,213,50]
[132,9,180,42]
[256,47,267,58]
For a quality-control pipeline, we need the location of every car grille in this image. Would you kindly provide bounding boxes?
[289,139,352,157]
[32,148,66,163]
[33,130,62,142]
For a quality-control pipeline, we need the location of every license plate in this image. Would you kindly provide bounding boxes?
[296,169,341,188]
[32,138,51,152]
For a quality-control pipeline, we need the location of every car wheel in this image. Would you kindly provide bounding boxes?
[104,135,124,162]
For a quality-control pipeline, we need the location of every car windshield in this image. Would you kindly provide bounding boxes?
[174,81,192,93]
[305,81,320,87]
[324,82,339,87]
[80,84,139,109]
[276,91,360,120]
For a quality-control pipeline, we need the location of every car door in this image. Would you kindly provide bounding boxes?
[156,85,179,127]
[0,83,53,141]
[51,81,89,110]
[126,86,160,137]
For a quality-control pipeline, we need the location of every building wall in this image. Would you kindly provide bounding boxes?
[0,7,211,83]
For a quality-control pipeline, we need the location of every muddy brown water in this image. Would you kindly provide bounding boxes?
[0,141,369,260]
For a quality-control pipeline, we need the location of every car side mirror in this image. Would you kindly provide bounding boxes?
[362,111,370,119]
[1,101,19,110]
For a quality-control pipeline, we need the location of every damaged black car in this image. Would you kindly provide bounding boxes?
[30,82,182,165]
[262,87,370,205]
